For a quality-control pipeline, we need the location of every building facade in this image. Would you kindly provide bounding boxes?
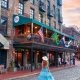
[62,26,80,60]
[0,0,75,72]
[62,26,80,46]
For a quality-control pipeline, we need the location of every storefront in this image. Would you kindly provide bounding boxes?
[13,15,75,71]
[13,41,75,71]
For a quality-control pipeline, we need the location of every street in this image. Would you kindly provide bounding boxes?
[10,65,80,80]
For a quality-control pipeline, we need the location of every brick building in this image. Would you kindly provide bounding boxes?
[0,0,76,72]
[62,27,80,46]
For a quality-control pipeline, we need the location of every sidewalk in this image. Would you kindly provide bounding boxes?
[0,64,75,80]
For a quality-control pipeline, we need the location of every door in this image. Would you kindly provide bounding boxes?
[0,50,7,68]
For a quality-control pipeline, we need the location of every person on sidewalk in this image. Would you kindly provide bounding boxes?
[37,56,55,80]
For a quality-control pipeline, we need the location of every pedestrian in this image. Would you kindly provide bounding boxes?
[38,56,55,80]
[58,57,61,65]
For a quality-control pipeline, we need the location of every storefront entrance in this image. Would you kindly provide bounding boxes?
[0,50,7,68]
[15,52,23,69]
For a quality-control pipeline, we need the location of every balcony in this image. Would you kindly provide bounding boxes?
[47,9,54,17]
[39,1,46,12]
[13,34,55,45]
[13,34,75,50]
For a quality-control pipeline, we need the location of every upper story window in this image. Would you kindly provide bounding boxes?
[30,0,34,4]
[59,24,61,31]
[47,0,50,10]
[54,21,56,29]
[0,16,8,35]
[49,18,51,26]
[18,3,24,15]
[46,18,49,26]
[30,8,34,19]
[1,0,8,9]
[40,0,44,2]
[39,13,43,23]
[53,5,56,19]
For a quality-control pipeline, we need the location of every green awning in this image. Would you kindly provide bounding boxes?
[13,15,75,40]
[13,15,53,31]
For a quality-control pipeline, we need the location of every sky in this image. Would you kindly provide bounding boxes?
[62,0,80,31]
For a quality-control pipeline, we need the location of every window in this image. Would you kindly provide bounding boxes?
[30,8,34,19]
[40,0,44,2]
[30,0,34,4]
[54,21,56,29]
[0,16,8,35]
[59,23,61,31]
[49,18,51,26]
[1,0,8,9]
[39,13,43,22]
[46,18,49,26]
[53,5,56,19]
[18,3,24,15]
[18,26,24,35]
[47,0,50,11]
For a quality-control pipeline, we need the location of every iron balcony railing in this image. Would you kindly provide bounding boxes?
[39,1,46,12]
[13,34,55,45]
[13,34,75,50]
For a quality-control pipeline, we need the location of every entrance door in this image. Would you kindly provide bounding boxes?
[15,52,23,68]
[0,50,7,68]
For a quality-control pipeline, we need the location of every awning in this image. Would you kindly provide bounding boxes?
[13,15,75,40]
[0,34,9,49]
[0,42,3,48]
[13,42,75,53]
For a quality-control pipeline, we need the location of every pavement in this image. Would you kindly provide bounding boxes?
[5,59,80,80]
[1,59,80,80]
[0,64,76,80]
[12,65,80,80]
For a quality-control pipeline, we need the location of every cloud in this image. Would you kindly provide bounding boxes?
[68,8,80,13]
[62,0,80,30]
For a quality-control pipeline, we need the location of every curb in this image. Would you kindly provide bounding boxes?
[7,65,75,80]
[8,72,39,80]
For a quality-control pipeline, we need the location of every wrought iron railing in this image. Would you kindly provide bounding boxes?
[13,34,75,49]
[13,34,55,45]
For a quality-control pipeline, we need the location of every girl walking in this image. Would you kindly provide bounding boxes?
[38,56,55,80]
